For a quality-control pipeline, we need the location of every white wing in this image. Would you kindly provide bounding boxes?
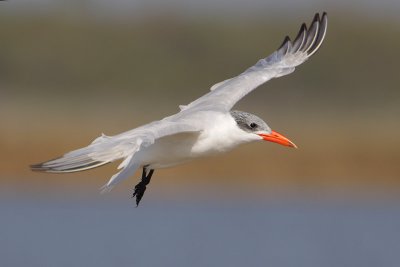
[180,12,327,113]
[31,119,201,191]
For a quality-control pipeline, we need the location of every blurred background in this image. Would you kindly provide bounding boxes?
[1,0,400,266]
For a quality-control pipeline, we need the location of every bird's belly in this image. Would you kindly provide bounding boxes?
[140,132,202,169]
[139,130,236,169]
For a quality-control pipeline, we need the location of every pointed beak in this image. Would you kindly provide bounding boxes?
[258,130,297,148]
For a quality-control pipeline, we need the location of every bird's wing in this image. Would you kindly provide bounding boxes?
[180,12,327,113]
[31,120,201,191]
[100,119,202,191]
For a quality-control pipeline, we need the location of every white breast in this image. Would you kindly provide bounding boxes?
[139,112,261,169]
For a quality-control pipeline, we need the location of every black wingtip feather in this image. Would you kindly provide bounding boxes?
[276,12,328,57]
[299,23,307,34]
[278,35,291,50]
[307,12,328,56]
[312,12,320,24]
[291,23,307,52]
[294,23,307,41]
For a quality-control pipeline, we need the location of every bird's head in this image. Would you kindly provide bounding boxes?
[230,110,297,148]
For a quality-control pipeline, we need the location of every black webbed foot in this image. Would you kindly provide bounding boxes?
[132,181,147,206]
[132,167,154,206]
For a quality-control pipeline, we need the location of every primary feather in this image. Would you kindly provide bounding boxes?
[181,12,327,113]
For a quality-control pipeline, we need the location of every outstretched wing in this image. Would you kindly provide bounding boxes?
[180,12,327,113]
[31,120,201,191]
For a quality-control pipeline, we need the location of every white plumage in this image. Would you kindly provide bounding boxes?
[32,13,328,200]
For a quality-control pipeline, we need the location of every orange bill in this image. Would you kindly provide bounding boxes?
[258,130,297,148]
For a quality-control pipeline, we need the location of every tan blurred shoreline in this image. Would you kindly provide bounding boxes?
[2,104,399,192]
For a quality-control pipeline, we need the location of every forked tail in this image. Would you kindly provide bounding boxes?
[30,154,109,173]
[30,134,144,192]
[30,134,127,173]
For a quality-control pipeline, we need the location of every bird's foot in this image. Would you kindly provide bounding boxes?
[132,181,147,207]
[132,167,154,207]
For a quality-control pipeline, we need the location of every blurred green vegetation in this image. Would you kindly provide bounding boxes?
[1,12,399,192]
[1,13,399,110]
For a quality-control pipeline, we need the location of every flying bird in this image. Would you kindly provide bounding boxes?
[31,13,328,206]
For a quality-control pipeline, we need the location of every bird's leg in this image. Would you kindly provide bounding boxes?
[132,166,154,206]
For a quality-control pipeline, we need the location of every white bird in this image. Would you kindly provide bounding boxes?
[31,13,328,205]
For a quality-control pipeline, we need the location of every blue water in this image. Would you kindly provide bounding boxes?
[1,194,400,267]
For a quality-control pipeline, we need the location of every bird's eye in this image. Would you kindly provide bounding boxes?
[249,123,258,128]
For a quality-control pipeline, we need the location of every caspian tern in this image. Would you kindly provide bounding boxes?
[31,13,328,205]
